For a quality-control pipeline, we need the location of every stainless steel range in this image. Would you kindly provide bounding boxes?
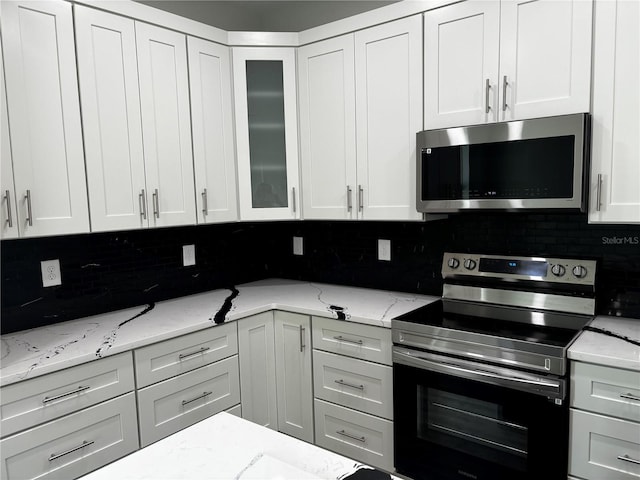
[392,252,597,480]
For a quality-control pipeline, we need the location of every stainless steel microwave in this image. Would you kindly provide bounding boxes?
[416,113,590,213]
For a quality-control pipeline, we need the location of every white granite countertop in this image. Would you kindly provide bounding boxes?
[80,412,396,480]
[0,279,438,386]
[568,315,640,371]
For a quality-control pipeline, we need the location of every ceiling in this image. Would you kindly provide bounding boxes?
[134,1,400,32]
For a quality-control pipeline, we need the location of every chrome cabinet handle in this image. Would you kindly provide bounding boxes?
[618,454,640,465]
[292,187,297,213]
[299,325,305,352]
[202,188,208,216]
[178,347,210,360]
[358,185,363,212]
[336,430,366,443]
[43,385,91,404]
[334,379,364,390]
[152,189,159,218]
[347,185,352,212]
[49,440,94,461]
[4,190,13,227]
[596,174,603,211]
[502,75,508,112]
[181,391,212,406]
[139,189,147,220]
[333,335,363,346]
[24,189,33,226]
[620,392,640,402]
[485,79,491,114]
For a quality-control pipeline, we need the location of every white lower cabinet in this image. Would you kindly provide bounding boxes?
[314,399,393,472]
[0,392,138,480]
[137,355,240,447]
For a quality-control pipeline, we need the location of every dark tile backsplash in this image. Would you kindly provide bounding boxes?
[2,213,639,334]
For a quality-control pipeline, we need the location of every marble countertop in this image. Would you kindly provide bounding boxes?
[80,411,396,480]
[568,315,640,371]
[0,279,438,386]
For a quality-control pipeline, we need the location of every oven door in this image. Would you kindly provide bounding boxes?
[393,347,568,480]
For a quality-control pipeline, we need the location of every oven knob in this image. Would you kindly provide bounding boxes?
[572,265,588,278]
[551,264,566,277]
[447,258,460,269]
[463,259,477,270]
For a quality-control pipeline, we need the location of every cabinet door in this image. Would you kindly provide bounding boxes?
[0,35,18,239]
[589,0,640,224]
[237,312,278,430]
[188,37,238,224]
[499,0,593,121]
[1,0,89,237]
[424,1,500,129]
[355,16,423,221]
[75,6,148,232]
[233,48,300,221]
[136,22,196,228]
[298,35,356,220]
[274,311,313,443]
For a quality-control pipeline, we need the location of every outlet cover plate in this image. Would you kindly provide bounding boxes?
[293,237,304,255]
[41,259,62,287]
[183,245,196,266]
[378,239,391,261]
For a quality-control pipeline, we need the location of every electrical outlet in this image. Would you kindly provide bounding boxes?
[378,239,391,261]
[183,244,196,266]
[293,236,304,255]
[41,259,62,287]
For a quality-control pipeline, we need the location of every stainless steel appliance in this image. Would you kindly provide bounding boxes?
[392,252,597,480]
[416,113,590,212]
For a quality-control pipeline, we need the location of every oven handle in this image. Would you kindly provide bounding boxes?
[393,347,564,400]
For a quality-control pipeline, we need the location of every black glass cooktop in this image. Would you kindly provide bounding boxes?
[393,300,582,348]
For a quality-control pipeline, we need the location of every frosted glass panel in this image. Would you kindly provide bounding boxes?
[246,60,288,208]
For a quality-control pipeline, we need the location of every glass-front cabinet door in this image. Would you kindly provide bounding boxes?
[232,48,300,220]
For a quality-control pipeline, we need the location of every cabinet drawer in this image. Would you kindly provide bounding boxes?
[570,409,640,480]
[0,352,134,438]
[135,322,237,388]
[1,392,138,480]
[313,350,393,420]
[312,316,391,365]
[314,399,393,472]
[137,355,240,447]
[571,362,640,422]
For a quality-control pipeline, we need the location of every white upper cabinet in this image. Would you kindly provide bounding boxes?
[424,2,500,129]
[425,0,592,129]
[298,35,356,220]
[299,16,423,221]
[1,36,19,239]
[1,0,89,237]
[75,6,148,232]
[136,22,196,228]
[589,0,640,224]
[499,0,592,121]
[188,37,238,224]
[355,16,423,221]
[232,48,300,221]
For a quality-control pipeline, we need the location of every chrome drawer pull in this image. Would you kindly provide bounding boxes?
[346,185,353,212]
[620,393,640,402]
[178,347,210,360]
[182,391,212,406]
[336,430,366,443]
[334,379,364,390]
[202,188,208,216]
[139,189,147,220]
[49,440,94,461]
[42,385,91,404]
[358,185,364,212]
[502,75,508,112]
[596,174,603,211]
[24,189,33,226]
[333,335,363,346]
[152,188,159,218]
[4,190,13,227]
[299,325,305,352]
[485,78,491,114]
[618,454,640,465]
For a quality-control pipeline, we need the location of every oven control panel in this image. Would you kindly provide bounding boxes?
[442,252,597,286]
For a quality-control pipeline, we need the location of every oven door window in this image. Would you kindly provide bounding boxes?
[418,387,528,472]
